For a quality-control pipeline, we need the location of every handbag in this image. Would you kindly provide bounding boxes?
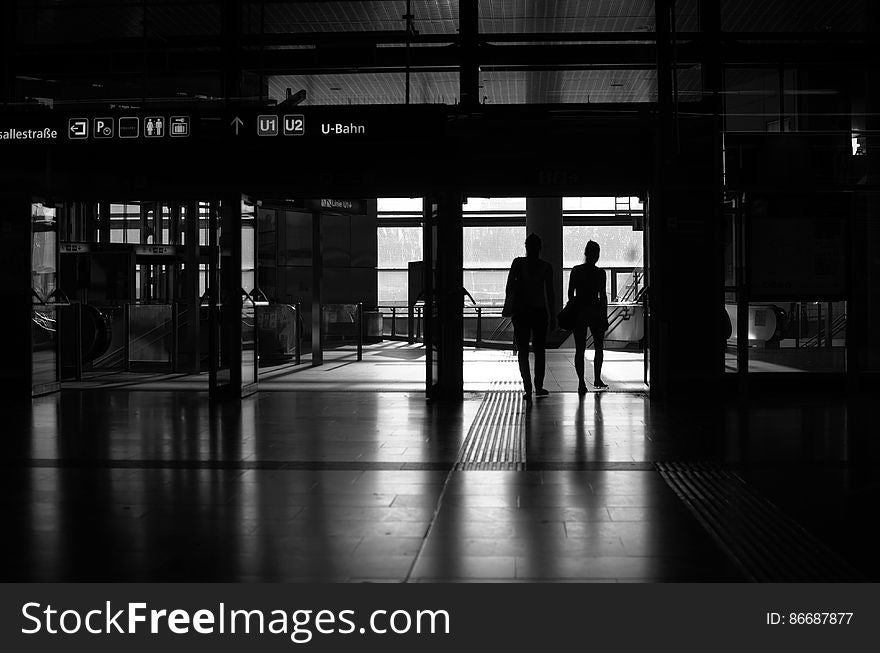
[501,258,521,317]
[557,300,577,331]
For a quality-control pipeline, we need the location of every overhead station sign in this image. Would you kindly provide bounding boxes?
[1,104,443,146]
[248,112,366,138]
[0,126,58,141]
[296,198,367,215]
[65,115,190,141]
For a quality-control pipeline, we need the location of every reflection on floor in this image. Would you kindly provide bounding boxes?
[62,341,646,393]
[4,387,878,582]
[725,346,846,373]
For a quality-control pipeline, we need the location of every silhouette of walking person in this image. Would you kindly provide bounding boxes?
[502,233,556,402]
[568,240,609,394]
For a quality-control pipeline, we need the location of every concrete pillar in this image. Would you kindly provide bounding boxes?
[0,194,32,397]
[526,197,563,318]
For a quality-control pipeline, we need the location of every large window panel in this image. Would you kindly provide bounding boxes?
[377,226,423,305]
[563,226,642,268]
[464,226,525,269]
[463,270,509,304]
[377,227,423,268]
[377,270,409,304]
[463,226,525,304]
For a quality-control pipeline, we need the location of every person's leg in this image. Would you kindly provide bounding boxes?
[532,309,548,394]
[512,315,532,395]
[573,327,587,392]
[591,326,606,387]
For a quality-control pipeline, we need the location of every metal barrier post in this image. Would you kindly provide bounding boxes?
[826,302,833,349]
[123,303,131,372]
[357,302,363,361]
[816,302,823,348]
[74,303,83,381]
[476,306,482,344]
[171,302,179,372]
[391,307,397,337]
[416,305,422,340]
[295,302,302,365]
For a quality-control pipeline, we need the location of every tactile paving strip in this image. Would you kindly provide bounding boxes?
[657,461,865,581]
[456,381,526,471]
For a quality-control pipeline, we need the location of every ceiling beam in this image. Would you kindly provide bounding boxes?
[13,40,872,79]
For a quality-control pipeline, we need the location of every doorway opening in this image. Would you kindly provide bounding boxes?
[252,195,648,394]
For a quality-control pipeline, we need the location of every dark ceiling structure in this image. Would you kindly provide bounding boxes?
[2,0,875,108]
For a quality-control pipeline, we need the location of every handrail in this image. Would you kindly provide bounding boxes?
[801,313,847,348]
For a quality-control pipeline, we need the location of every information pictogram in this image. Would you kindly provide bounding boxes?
[144,117,165,138]
[68,119,88,139]
[93,118,114,138]
[169,116,190,137]
[257,115,278,136]
[283,114,305,136]
[119,117,139,138]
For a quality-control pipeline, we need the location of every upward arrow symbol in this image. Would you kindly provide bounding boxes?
[230,116,244,135]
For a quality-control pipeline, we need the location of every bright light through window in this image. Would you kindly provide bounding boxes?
[377,197,421,212]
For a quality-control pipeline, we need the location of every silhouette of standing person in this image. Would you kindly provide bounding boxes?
[502,233,556,401]
[568,240,609,393]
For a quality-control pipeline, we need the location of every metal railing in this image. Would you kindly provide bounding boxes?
[320,302,364,361]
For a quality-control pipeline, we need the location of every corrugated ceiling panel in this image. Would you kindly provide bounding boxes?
[248,1,458,35]
[14,1,223,42]
[271,68,658,105]
[721,0,866,32]
[478,0,656,33]
[15,4,145,43]
[481,68,657,103]
[268,71,459,105]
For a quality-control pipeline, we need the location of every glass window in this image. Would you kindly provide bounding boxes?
[378,197,422,213]
[464,197,526,213]
[464,226,525,268]
[377,227,422,305]
[563,197,617,211]
[744,300,846,373]
[377,227,422,268]
[463,270,509,305]
[563,226,642,268]
[377,271,409,305]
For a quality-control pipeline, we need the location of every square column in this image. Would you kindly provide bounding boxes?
[526,197,563,319]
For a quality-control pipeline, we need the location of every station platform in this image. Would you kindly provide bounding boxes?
[3,381,878,583]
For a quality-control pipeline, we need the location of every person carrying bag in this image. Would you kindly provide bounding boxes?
[567,240,609,393]
[503,233,556,401]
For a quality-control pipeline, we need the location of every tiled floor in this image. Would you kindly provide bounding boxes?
[5,383,878,582]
